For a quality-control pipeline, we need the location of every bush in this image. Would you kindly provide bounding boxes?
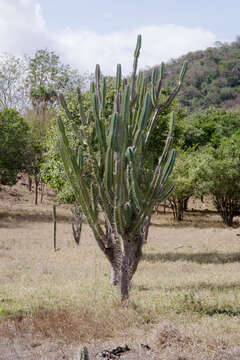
[195,134,240,226]
[0,108,29,185]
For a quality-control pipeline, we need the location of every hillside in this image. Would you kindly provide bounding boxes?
[156,40,240,110]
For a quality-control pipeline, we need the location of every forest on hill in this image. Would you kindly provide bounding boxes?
[153,37,240,110]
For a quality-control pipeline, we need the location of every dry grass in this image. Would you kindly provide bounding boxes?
[1,183,240,359]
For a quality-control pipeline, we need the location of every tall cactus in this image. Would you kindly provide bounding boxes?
[57,35,187,300]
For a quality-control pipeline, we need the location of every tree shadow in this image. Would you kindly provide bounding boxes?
[142,251,240,264]
[150,209,229,229]
[150,220,225,229]
[0,211,71,226]
[135,281,240,293]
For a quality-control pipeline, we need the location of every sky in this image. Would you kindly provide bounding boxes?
[0,0,239,75]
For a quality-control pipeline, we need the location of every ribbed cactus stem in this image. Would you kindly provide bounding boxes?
[131,34,142,102]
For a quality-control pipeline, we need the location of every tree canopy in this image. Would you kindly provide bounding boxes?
[0,108,29,185]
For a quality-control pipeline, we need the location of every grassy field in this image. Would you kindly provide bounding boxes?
[1,184,240,359]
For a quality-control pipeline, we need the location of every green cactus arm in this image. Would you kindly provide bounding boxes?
[91,93,107,156]
[116,64,122,93]
[90,183,99,218]
[58,93,84,142]
[84,133,114,221]
[149,149,176,202]
[155,184,174,203]
[77,87,88,124]
[157,61,188,112]
[131,147,176,237]
[151,67,158,106]
[132,184,175,237]
[126,147,145,209]
[57,116,110,246]
[101,76,107,116]
[133,92,151,148]
[80,346,90,360]
[130,34,142,103]
[160,148,177,185]
[95,64,102,106]
[145,62,187,146]
[121,85,131,125]
[57,135,104,242]
[156,62,164,99]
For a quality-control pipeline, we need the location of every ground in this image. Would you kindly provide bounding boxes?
[1,181,240,359]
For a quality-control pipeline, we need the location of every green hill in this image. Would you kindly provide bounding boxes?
[154,40,240,110]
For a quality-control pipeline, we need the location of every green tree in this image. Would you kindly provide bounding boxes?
[180,107,240,150]
[25,49,86,202]
[0,108,29,185]
[0,54,27,111]
[169,150,196,221]
[195,135,240,226]
[26,49,85,116]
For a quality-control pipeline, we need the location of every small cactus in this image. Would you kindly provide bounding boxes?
[79,346,89,360]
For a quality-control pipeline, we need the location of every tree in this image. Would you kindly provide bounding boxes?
[57,35,187,300]
[26,49,85,117]
[0,108,29,185]
[179,107,240,150]
[195,135,240,226]
[0,54,27,112]
[25,49,85,203]
[169,150,196,221]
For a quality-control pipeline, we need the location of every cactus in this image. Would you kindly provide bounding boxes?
[57,35,187,300]
[79,347,89,360]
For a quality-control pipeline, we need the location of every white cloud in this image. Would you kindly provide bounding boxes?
[0,0,52,56]
[57,25,217,75]
[0,0,217,75]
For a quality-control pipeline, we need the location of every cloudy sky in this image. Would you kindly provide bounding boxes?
[0,0,239,75]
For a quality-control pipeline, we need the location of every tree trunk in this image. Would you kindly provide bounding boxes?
[104,229,144,300]
[169,198,185,221]
[28,175,32,192]
[120,233,144,300]
[34,175,40,205]
[40,181,45,203]
[214,196,239,227]
[105,232,122,286]
[183,197,189,211]
[71,202,83,245]
[143,215,151,244]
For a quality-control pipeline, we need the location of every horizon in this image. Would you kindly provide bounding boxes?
[0,0,239,75]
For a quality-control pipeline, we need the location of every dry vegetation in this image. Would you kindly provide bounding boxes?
[1,183,240,359]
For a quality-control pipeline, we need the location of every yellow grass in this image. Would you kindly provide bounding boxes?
[1,184,240,359]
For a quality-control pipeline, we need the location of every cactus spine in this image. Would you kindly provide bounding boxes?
[57,35,187,300]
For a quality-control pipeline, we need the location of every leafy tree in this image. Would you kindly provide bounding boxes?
[25,49,86,202]
[57,35,187,300]
[180,107,240,150]
[0,108,29,185]
[0,54,27,112]
[194,135,240,226]
[168,150,196,221]
[26,49,85,116]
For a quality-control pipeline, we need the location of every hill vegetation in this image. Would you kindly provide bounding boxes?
[155,38,240,110]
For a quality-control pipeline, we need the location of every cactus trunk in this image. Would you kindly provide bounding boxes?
[106,230,144,299]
